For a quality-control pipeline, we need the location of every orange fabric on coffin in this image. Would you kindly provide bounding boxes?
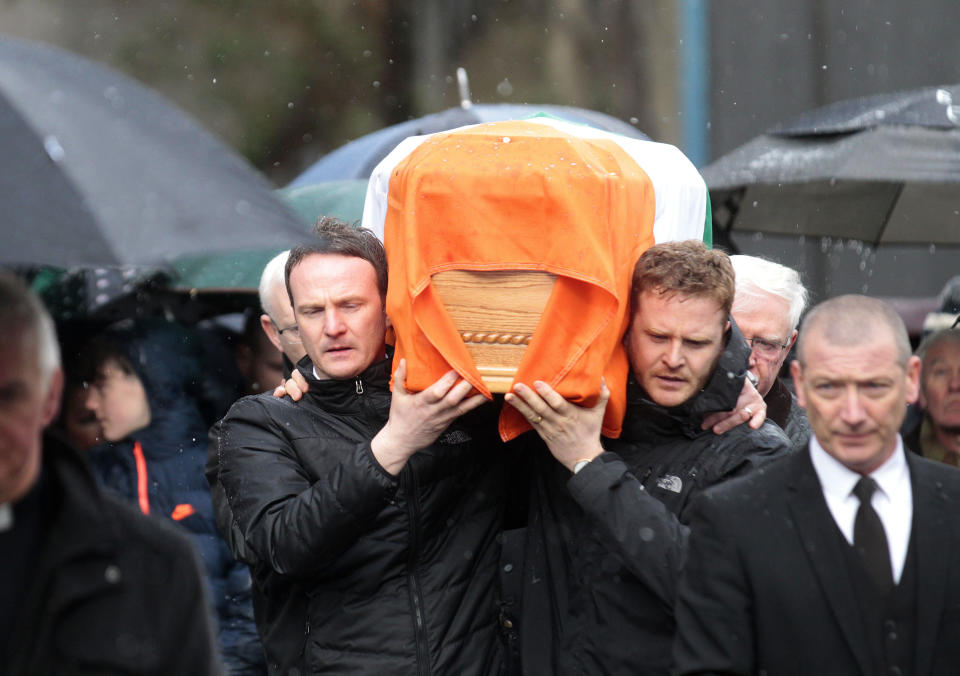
[383,120,655,441]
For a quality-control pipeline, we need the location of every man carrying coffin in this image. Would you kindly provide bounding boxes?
[507,241,792,675]
[208,220,514,674]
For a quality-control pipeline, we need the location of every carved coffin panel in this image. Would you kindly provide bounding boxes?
[431,269,557,392]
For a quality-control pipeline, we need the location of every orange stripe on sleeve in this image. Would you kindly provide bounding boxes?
[132,441,150,515]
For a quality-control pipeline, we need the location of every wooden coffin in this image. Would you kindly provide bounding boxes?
[431,269,557,393]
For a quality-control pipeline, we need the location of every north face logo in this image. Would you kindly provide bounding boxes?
[439,429,472,445]
[655,475,683,493]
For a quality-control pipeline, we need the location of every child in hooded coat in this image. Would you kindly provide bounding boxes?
[82,319,265,674]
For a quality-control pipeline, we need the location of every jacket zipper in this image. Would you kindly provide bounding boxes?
[355,376,364,395]
[402,467,432,676]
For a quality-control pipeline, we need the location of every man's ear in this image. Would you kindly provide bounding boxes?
[42,367,64,427]
[791,360,806,408]
[260,314,283,354]
[788,329,799,348]
[905,355,922,406]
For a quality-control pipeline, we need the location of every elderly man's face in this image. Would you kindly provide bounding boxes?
[0,328,62,503]
[626,290,729,408]
[261,275,307,366]
[733,294,796,398]
[792,328,920,474]
[288,253,388,381]
[919,339,960,431]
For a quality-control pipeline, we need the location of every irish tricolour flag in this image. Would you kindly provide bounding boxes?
[362,116,710,440]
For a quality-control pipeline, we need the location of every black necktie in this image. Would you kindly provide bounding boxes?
[852,476,894,591]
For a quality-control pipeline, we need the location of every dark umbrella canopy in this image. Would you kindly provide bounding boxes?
[289,104,649,186]
[0,36,308,268]
[170,180,368,292]
[705,83,960,245]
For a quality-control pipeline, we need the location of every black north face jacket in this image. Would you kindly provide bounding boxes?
[208,354,509,676]
[518,321,792,676]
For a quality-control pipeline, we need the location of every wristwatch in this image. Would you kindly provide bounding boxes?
[573,458,593,474]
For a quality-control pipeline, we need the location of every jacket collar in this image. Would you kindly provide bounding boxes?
[622,317,751,438]
[295,349,393,414]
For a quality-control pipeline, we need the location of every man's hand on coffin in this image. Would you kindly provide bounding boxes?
[273,369,310,401]
[370,359,487,476]
[505,380,608,473]
[700,377,766,435]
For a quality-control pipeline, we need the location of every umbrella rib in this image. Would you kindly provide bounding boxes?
[874,183,905,246]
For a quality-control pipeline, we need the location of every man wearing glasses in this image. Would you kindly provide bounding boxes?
[731,254,811,448]
[257,249,307,375]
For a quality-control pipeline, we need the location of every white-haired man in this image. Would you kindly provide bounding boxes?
[731,254,811,448]
[235,251,308,394]
[257,249,307,371]
[0,271,220,673]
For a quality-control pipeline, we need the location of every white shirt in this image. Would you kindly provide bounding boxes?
[809,436,913,583]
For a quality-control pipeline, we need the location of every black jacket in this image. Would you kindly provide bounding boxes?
[674,447,960,676]
[765,377,811,450]
[2,434,221,675]
[518,321,792,675]
[208,354,509,675]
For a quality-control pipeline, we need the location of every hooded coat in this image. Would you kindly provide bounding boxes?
[518,320,792,675]
[87,320,263,674]
[208,353,512,676]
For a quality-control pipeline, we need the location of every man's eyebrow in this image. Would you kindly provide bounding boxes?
[0,381,27,397]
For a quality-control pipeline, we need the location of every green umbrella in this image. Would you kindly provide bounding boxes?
[171,180,368,291]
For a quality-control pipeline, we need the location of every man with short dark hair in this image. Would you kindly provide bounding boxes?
[506,241,790,674]
[674,295,960,675]
[906,328,960,465]
[209,220,510,674]
[0,271,221,674]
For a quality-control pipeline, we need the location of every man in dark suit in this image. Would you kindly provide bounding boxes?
[674,294,960,676]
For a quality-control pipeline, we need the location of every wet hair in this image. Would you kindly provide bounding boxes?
[730,254,809,331]
[285,217,387,308]
[0,270,61,380]
[258,250,289,320]
[631,240,735,316]
[797,295,912,367]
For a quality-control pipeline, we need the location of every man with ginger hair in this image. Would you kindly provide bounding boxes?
[506,241,790,675]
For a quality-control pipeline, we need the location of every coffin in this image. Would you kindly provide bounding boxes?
[431,269,557,393]
[366,117,710,440]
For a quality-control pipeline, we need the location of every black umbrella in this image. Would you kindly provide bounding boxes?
[705,83,960,245]
[0,36,308,268]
